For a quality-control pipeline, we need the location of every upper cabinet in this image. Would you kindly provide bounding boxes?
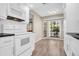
[8,3,24,20]
[65,4,79,33]
[23,6,29,24]
[0,3,8,19]
[8,3,29,23]
[0,3,29,23]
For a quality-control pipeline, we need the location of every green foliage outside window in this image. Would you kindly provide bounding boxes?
[50,21,60,37]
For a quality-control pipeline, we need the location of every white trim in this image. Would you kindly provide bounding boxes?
[35,38,42,43]
[42,37,64,40]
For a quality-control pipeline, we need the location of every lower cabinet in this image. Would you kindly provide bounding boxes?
[64,34,79,56]
[70,36,79,56]
[29,33,36,51]
[66,45,72,56]
[0,46,13,56]
[0,36,14,56]
[0,33,36,56]
[64,34,73,56]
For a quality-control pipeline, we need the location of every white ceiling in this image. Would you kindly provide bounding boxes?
[27,3,65,17]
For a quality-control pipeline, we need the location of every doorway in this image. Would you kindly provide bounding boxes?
[43,19,64,39]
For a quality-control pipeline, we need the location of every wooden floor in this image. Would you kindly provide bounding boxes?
[32,39,66,56]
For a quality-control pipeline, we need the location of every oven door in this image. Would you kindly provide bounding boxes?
[14,34,31,55]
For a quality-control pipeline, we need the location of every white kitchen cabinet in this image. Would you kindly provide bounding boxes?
[0,36,14,56]
[9,3,22,10]
[66,4,79,33]
[64,3,79,56]
[23,6,29,24]
[0,3,8,19]
[64,34,69,55]
[65,34,79,56]
[69,36,79,56]
[64,34,79,56]
[8,3,29,22]
[0,46,13,56]
[64,35,72,56]
[8,3,24,20]
[29,33,36,51]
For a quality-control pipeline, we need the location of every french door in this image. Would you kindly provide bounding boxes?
[43,20,62,38]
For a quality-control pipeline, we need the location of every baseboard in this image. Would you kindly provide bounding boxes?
[42,37,64,40]
[35,38,42,43]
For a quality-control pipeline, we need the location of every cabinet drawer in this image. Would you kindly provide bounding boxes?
[0,36,14,47]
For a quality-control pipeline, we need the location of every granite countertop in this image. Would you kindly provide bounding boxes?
[67,33,79,40]
[0,33,15,37]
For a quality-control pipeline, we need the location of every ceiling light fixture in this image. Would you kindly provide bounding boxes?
[42,3,46,4]
[42,3,47,5]
[48,10,57,15]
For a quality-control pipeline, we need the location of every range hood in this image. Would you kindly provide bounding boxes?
[7,16,25,22]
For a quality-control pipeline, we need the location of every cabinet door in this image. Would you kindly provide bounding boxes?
[64,35,68,53]
[64,34,72,56]
[30,33,36,51]
[0,46,13,56]
[8,3,24,19]
[10,3,22,10]
[23,6,29,23]
[0,36,14,47]
[0,3,7,19]
[70,36,79,55]
[0,36,14,56]
[8,3,29,23]
[66,4,79,32]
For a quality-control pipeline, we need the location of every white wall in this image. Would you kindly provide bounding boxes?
[32,12,43,42]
